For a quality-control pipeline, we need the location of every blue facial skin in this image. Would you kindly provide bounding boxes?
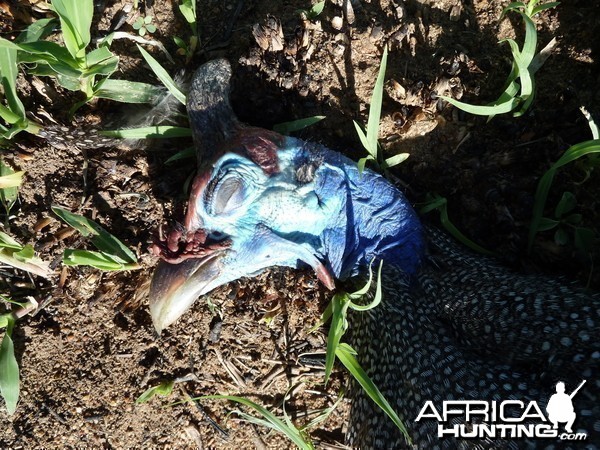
[150,136,427,332]
[197,136,426,284]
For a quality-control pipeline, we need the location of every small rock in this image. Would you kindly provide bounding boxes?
[332,16,343,30]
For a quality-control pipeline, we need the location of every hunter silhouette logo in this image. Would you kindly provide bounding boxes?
[546,380,586,433]
[415,380,589,442]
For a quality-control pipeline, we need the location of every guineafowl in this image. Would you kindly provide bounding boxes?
[149,59,599,449]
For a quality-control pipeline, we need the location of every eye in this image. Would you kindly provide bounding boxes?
[205,173,247,216]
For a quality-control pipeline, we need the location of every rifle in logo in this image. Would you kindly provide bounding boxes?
[546,380,586,433]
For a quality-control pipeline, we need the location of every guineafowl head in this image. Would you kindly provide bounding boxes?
[149,59,424,332]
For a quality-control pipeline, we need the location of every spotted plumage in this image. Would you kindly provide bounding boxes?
[348,225,599,448]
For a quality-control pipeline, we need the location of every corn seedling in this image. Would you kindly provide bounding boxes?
[419,193,494,255]
[0,0,164,116]
[174,0,199,63]
[354,47,409,173]
[440,0,559,119]
[52,206,140,271]
[312,260,411,444]
[528,109,600,252]
[535,192,596,252]
[0,231,51,278]
[0,40,41,142]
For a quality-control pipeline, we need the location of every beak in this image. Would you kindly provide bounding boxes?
[149,251,227,333]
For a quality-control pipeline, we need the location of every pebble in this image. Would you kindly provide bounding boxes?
[332,16,343,30]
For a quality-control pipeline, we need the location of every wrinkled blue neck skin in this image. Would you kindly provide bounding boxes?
[285,137,425,280]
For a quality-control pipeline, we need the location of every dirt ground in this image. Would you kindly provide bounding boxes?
[1,0,599,448]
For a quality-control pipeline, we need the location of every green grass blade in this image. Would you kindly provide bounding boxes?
[503,38,532,98]
[100,126,192,139]
[382,153,410,168]
[502,1,526,17]
[273,116,326,134]
[531,2,560,16]
[136,380,174,403]
[520,14,538,67]
[0,316,19,415]
[308,298,333,334]
[165,147,196,164]
[528,139,600,251]
[440,95,519,116]
[353,121,371,157]
[199,395,313,450]
[95,79,165,104]
[51,0,93,60]
[62,249,140,270]
[324,293,348,385]
[438,200,494,255]
[356,156,370,175]
[300,393,344,431]
[349,260,383,311]
[367,46,388,156]
[348,263,374,298]
[417,194,447,215]
[137,45,186,105]
[335,343,411,444]
[420,195,494,255]
[52,206,138,264]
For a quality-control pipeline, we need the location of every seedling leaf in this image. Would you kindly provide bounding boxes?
[165,147,195,164]
[0,160,21,214]
[528,139,600,251]
[273,116,325,134]
[63,249,139,270]
[335,343,410,443]
[136,380,174,403]
[137,45,186,105]
[51,206,138,264]
[101,126,192,139]
[0,315,19,415]
[197,395,313,450]
[16,18,58,44]
[95,79,165,104]
[51,0,93,60]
